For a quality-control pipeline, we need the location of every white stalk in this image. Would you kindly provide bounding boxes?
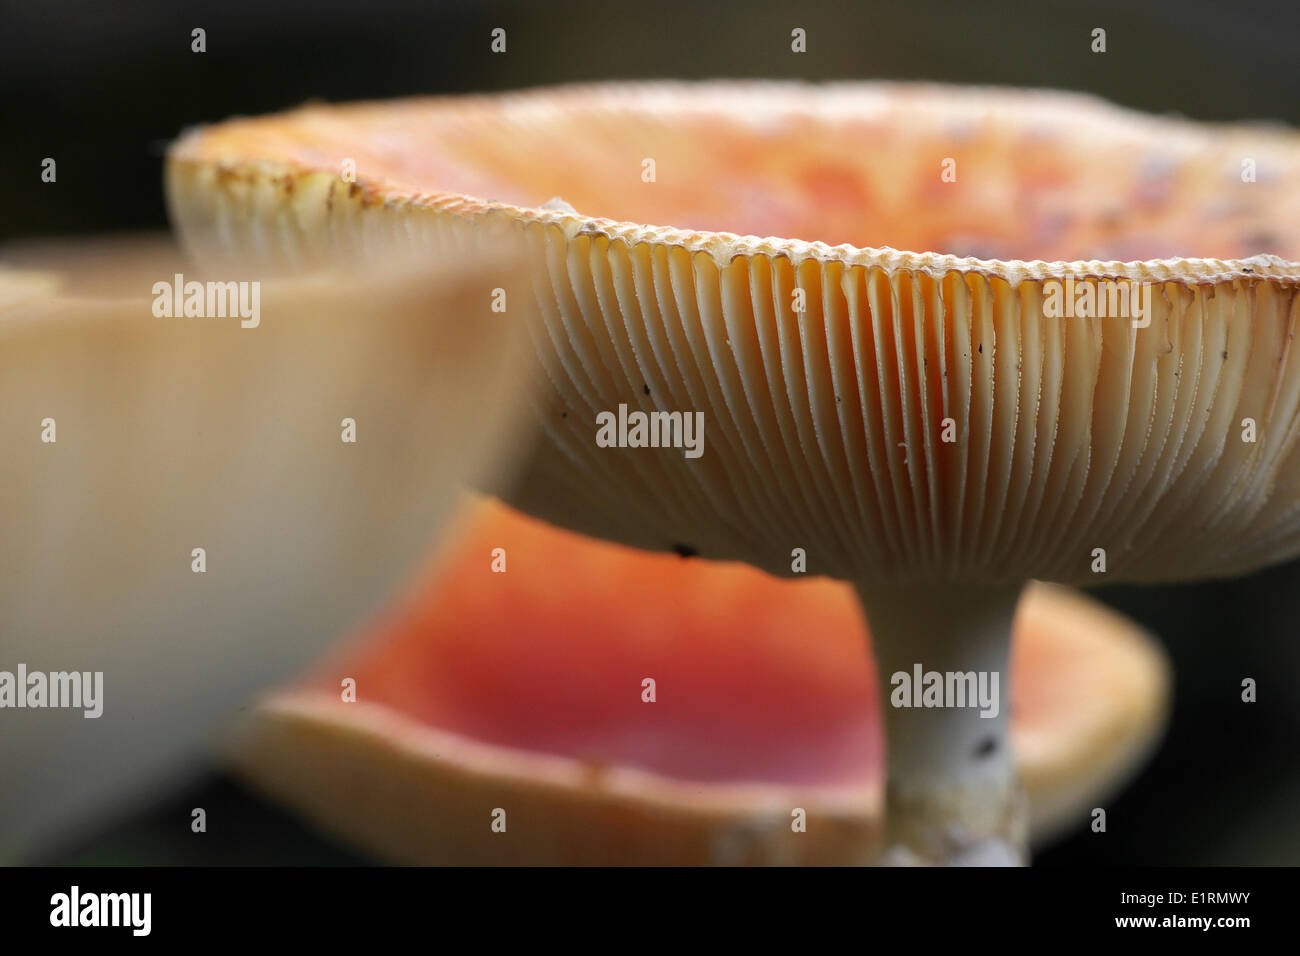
[855,582,1026,866]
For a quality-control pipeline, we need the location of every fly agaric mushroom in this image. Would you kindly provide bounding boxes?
[166,82,1300,863]
[0,238,532,858]
[229,497,1169,865]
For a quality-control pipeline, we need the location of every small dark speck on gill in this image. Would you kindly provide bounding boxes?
[643,384,650,396]
[672,543,698,558]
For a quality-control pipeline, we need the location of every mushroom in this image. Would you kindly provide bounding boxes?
[0,237,532,857]
[228,497,1170,865]
[166,82,1300,863]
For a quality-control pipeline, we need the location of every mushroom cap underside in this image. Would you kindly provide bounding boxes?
[167,82,1300,586]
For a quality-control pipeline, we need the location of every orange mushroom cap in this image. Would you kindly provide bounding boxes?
[230,498,1170,865]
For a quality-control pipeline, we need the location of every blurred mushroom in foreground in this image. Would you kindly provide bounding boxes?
[167,82,1300,864]
[229,497,1170,865]
[0,236,533,859]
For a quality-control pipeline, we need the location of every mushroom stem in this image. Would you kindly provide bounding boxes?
[855,582,1026,866]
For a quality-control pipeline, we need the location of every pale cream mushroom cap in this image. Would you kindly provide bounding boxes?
[0,238,532,857]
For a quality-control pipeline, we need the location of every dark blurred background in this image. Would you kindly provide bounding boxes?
[5,0,1299,865]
